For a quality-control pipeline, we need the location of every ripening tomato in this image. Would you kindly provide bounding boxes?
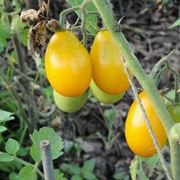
[90,30,130,94]
[125,91,167,157]
[45,31,92,97]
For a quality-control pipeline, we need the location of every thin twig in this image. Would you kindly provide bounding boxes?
[150,50,175,77]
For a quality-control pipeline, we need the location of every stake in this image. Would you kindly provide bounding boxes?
[40,140,54,180]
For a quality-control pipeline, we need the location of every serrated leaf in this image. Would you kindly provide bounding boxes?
[170,18,180,28]
[82,159,96,173]
[0,126,7,133]
[0,152,13,162]
[54,169,67,180]
[65,0,97,35]
[5,138,20,155]
[19,165,37,180]
[30,127,64,162]
[0,110,14,123]
[130,156,139,180]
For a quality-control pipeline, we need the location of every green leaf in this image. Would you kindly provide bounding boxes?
[19,165,37,180]
[61,163,81,175]
[65,0,98,35]
[0,152,13,162]
[0,109,14,123]
[11,15,26,34]
[83,172,97,180]
[170,18,180,28]
[0,23,10,46]
[71,175,83,180]
[30,127,64,162]
[82,159,96,173]
[0,126,7,133]
[113,172,129,180]
[104,109,116,123]
[9,172,19,180]
[54,169,67,180]
[141,155,159,168]
[5,138,20,155]
[130,156,139,180]
[18,28,28,47]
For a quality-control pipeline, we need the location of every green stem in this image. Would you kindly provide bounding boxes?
[59,6,80,28]
[169,123,180,179]
[92,0,174,135]
[151,50,175,78]
[14,157,44,178]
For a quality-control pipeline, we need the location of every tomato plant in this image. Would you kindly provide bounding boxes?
[90,80,124,104]
[45,31,92,97]
[53,89,89,113]
[90,30,130,94]
[125,91,167,157]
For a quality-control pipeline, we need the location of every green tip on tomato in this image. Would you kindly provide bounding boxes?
[90,80,124,104]
[53,89,89,113]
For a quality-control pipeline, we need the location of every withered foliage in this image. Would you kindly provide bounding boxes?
[20,2,59,55]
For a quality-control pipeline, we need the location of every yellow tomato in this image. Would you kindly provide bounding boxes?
[45,31,92,97]
[90,30,130,94]
[125,91,167,157]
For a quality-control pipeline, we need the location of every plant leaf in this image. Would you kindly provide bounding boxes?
[82,159,96,173]
[5,138,20,155]
[170,18,180,28]
[0,126,7,133]
[61,163,81,175]
[30,127,64,162]
[130,156,139,180]
[0,152,13,162]
[19,165,37,180]
[0,110,14,123]
[54,169,67,180]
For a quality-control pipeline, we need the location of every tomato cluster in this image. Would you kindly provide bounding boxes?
[45,30,129,112]
[45,30,170,158]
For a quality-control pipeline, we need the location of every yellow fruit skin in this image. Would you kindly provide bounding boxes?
[53,89,89,113]
[125,91,167,157]
[45,31,92,97]
[90,30,130,94]
[90,80,124,104]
